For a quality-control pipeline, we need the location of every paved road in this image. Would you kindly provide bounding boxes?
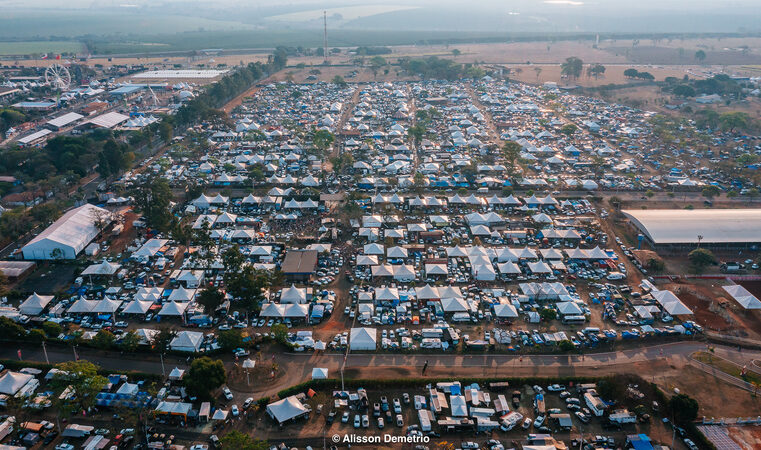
[6,341,759,399]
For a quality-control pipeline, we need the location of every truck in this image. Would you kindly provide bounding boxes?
[534,394,546,415]
[721,262,742,273]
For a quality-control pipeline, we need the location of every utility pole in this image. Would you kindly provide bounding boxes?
[42,341,49,364]
[160,353,166,377]
[323,11,329,66]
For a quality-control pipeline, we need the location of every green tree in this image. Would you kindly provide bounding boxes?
[560,123,577,137]
[719,112,750,132]
[561,57,583,80]
[694,50,707,63]
[132,177,174,232]
[669,393,699,424]
[688,248,715,272]
[540,309,557,322]
[587,63,606,79]
[41,321,63,338]
[673,85,696,98]
[218,329,243,351]
[158,120,174,143]
[0,317,24,339]
[369,56,387,79]
[49,360,109,416]
[701,185,721,199]
[646,258,666,272]
[407,124,425,148]
[92,330,116,349]
[558,340,575,352]
[119,331,141,352]
[624,68,639,79]
[184,357,226,401]
[312,129,335,154]
[28,328,46,343]
[197,286,225,315]
[608,196,622,211]
[271,323,288,344]
[331,75,347,87]
[501,140,522,174]
[153,327,175,353]
[451,49,461,58]
[220,431,268,450]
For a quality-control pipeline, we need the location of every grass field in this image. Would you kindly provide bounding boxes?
[0,40,83,56]
[693,351,761,386]
[0,11,254,39]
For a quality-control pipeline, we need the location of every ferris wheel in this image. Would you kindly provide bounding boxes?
[45,64,71,90]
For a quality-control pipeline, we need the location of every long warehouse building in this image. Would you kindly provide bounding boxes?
[622,208,761,249]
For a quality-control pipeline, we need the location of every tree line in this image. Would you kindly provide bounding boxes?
[398,56,485,80]
[174,48,288,127]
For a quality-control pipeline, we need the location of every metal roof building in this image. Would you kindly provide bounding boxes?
[623,209,761,248]
[46,112,84,130]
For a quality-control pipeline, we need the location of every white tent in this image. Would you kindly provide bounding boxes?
[19,293,53,316]
[159,301,188,316]
[497,262,521,275]
[722,285,761,309]
[557,302,583,316]
[170,331,203,352]
[350,327,377,351]
[22,204,111,260]
[493,303,518,318]
[440,298,469,313]
[450,395,468,417]
[122,300,154,315]
[375,287,400,301]
[67,298,97,314]
[92,298,122,314]
[212,409,228,421]
[311,368,329,379]
[266,396,310,424]
[168,367,185,380]
[82,260,121,276]
[168,286,196,302]
[0,371,36,396]
[653,290,693,316]
[416,284,440,300]
[280,285,308,304]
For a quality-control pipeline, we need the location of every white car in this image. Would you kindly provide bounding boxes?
[222,387,233,401]
[231,405,239,417]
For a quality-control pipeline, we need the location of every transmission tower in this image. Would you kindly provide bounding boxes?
[323,11,329,65]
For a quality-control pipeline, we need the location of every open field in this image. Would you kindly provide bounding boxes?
[0,11,255,39]
[693,351,761,386]
[0,40,83,56]
[661,365,761,418]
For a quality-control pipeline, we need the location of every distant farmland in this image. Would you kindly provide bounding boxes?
[0,41,83,56]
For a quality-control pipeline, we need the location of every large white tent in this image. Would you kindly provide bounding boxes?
[170,331,203,352]
[266,396,310,424]
[722,285,761,309]
[19,293,53,316]
[653,290,693,316]
[22,204,111,260]
[82,260,121,276]
[349,327,377,351]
